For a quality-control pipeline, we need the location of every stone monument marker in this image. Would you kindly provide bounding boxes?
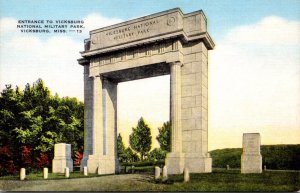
[241,133,262,173]
[78,8,214,174]
[52,143,73,173]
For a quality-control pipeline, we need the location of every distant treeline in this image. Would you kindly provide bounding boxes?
[210,144,300,170]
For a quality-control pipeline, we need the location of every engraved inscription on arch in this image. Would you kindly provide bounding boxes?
[90,12,182,50]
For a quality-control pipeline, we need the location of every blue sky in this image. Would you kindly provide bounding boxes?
[0,0,299,150]
[1,0,299,41]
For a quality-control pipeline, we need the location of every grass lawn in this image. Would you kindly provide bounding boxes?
[167,169,300,192]
[0,169,299,191]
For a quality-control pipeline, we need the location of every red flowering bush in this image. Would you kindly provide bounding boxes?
[0,146,18,175]
[36,152,50,168]
[74,151,83,166]
[21,146,32,165]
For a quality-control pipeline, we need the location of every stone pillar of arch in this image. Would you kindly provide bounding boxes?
[85,76,117,174]
[165,61,185,174]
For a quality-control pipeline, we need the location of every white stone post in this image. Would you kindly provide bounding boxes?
[154,166,160,180]
[162,165,168,182]
[43,168,48,179]
[165,61,184,174]
[84,166,88,176]
[184,168,190,182]
[227,165,230,170]
[65,167,69,178]
[20,168,26,181]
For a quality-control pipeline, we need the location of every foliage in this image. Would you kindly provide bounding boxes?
[74,151,83,166]
[123,147,140,163]
[121,160,165,167]
[0,79,84,175]
[0,146,17,175]
[129,117,152,160]
[117,134,127,162]
[261,144,300,170]
[210,144,300,170]
[21,146,33,166]
[156,121,171,152]
[36,152,50,168]
[147,148,167,161]
[116,133,140,163]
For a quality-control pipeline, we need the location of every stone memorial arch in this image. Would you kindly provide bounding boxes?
[77,8,215,174]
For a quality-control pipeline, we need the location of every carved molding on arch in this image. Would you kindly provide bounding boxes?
[90,39,181,68]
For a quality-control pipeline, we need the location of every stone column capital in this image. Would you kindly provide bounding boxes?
[169,61,183,67]
[89,74,101,79]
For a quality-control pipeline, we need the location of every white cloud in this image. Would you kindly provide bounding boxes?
[83,13,123,33]
[225,16,300,46]
[209,16,300,149]
[0,17,17,33]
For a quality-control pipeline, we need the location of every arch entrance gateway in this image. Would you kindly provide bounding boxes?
[78,8,215,174]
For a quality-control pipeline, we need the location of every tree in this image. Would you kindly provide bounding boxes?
[124,147,139,163]
[129,117,152,160]
[117,133,127,162]
[156,121,171,152]
[0,79,84,175]
[117,133,140,163]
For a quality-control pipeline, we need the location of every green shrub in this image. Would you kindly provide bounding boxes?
[121,160,165,167]
[147,148,167,161]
